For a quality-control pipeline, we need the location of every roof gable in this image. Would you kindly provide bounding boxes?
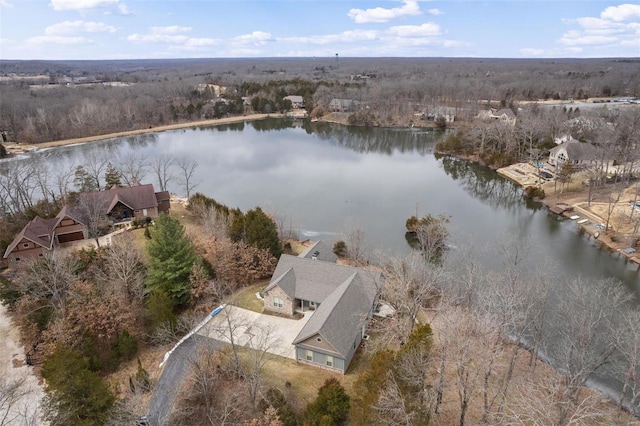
[293,272,373,358]
[267,254,380,303]
[3,217,56,258]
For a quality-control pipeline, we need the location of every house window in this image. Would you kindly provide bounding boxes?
[316,337,322,343]
[273,297,283,309]
[38,253,44,257]
[14,257,21,262]
[326,356,333,368]
[143,208,148,216]
[306,350,313,362]
[22,243,29,248]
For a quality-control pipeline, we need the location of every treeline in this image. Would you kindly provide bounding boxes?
[1,58,638,143]
[436,104,640,171]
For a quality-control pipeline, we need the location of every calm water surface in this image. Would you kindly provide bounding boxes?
[35,118,640,297]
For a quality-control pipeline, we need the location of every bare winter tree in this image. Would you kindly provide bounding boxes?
[343,221,368,265]
[381,252,444,343]
[151,155,174,192]
[97,233,147,304]
[75,191,111,246]
[615,308,640,422]
[0,375,40,426]
[546,277,631,426]
[116,153,149,187]
[497,374,611,426]
[81,150,111,190]
[13,252,79,319]
[176,158,201,200]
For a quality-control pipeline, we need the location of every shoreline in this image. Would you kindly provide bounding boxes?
[435,148,640,266]
[19,113,280,150]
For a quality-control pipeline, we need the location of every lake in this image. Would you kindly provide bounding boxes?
[31,117,640,296]
[11,117,640,411]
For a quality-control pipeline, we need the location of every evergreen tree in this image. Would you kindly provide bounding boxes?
[146,214,196,306]
[303,378,350,426]
[104,162,121,188]
[42,346,115,426]
[74,165,99,193]
[244,207,282,258]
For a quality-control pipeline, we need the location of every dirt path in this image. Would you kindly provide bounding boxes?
[33,113,279,149]
[0,304,44,424]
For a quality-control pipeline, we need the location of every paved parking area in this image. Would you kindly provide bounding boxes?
[197,306,312,359]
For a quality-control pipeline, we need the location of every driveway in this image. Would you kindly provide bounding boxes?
[197,306,312,359]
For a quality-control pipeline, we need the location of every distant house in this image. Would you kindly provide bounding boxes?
[554,134,580,145]
[417,107,456,123]
[491,109,517,125]
[284,95,304,109]
[329,98,361,113]
[478,108,517,126]
[262,241,382,373]
[549,140,597,167]
[3,183,169,265]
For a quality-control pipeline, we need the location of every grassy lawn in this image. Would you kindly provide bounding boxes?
[260,352,362,413]
[232,281,269,313]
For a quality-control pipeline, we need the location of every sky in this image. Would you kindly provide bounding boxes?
[0,0,638,60]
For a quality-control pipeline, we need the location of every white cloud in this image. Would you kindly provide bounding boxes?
[558,5,639,51]
[600,4,640,22]
[184,38,220,48]
[427,8,443,16]
[386,23,442,37]
[149,26,192,35]
[560,31,617,46]
[127,33,188,43]
[127,26,219,52]
[26,35,91,45]
[283,30,379,45]
[45,21,116,35]
[348,0,420,24]
[50,0,119,11]
[232,31,273,46]
[0,0,13,8]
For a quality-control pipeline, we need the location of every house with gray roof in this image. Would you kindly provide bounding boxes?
[549,140,598,168]
[328,98,361,113]
[262,242,382,373]
[284,95,304,109]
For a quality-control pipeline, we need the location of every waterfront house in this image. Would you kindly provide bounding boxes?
[3,183,169,265]
[262,240,382,373]
[284,95,305,109]
[549,140,597,168]
[329,98,361,113]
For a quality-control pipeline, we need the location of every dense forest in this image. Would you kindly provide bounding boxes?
[1,57,639,143]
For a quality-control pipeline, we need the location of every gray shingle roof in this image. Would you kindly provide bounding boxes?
[264,254,380,303]
[550,140,597,162]
[265,249,382,359]
[293,272,373,358]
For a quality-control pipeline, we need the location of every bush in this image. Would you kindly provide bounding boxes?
[112,329,138,361]
[333,241,348,257]
[523,186,545,200]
